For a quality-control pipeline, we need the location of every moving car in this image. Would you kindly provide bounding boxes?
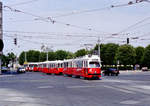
[142,67,149,71]
[17,67,26,73]
[103,68,119,76]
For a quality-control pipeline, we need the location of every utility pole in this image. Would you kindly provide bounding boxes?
[98,37,101,66]
[0,2,3,74]
[25,51,27,62]
[98,37,100,58]
[46,50,48,61]
[127,38,129,44]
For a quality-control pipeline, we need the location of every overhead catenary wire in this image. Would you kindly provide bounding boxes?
[4,34,88,47]
[8,0,39,7]
[4,0,146,34]
[118,16,150,34]
[52,0,146,18]
[3,0,150,50]
[3,5,110,34]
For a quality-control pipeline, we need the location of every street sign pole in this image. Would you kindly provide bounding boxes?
[0,55,1,74]
[0,2,3,75]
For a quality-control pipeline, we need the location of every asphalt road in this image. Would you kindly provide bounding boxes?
[0,71,150,106]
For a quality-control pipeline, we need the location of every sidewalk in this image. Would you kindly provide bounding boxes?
[119,70,142,74]
[0,74,14,78]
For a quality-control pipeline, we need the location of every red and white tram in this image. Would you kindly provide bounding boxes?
[63,55,101,79]
[25,55,101,80]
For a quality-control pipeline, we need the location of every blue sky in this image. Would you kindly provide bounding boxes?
[2,0,150,55]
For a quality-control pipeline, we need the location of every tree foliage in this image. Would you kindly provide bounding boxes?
[135,46,145,65]
[115,44,136,65]
[16,44,150,69]
[94,43,119,65]
[39,52,46,62]
[19,51,25,65]
[0,52,16,66]
[55,50,69,60]
[48,51,56,61]
[75,49,88,57]
[142,45,150,67]
[26,50,40,62]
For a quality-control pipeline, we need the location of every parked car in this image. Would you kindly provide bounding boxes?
[142,67,148,71]
[1,67,10,73]
[103,68,119,76]
[17,67,26,73]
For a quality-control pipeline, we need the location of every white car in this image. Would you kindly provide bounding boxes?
[17,67,26,73]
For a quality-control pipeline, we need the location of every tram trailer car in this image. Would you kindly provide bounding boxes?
[54,61,64,75]
[63,59,74,77]
[24,62,39,72]
[41,61,64,75]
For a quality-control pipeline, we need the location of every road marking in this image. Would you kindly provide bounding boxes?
[67,85,96,89]
[0,75,14,78]
[103,85,136,94]
[38,86,54,89]
[118,85,150,95]
[120,100,140,105]
[0,88,36,104]
[134,85,150,90]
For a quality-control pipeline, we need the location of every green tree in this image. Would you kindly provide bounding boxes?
[26,50,40,62]
[75,49,88,57]
[142,45,150,67]
[39,52,46,62]
[66,52,74,59]
[19,50,40,64]
[19,51,25,65]
[55,50,69,60]
[94,43,119,65]
[0,54,9,66]
[115,44,136,65]
[7,52,16,62]
[48,51,56,61]
[135,46,145,65]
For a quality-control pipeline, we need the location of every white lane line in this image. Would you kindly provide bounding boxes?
[0,75,14,78]
[103,85,136,94]
[118,85,150,95]
[134,85,150,90]
[67,85,96,89]
[120,100,140,105]
[0,88,36,104]
[37,86,54,89]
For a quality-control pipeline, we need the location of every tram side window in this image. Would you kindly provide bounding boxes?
[43,64,46,68]
[24,64,28,68]
[29,64,34,67]
[58,63,60,68]
[48,64,50,68]
[64,62,68,68]
[34,64,38,67]
[86,61,88,68]
[76,61,83,68]
[60,63,63,68]
[83,61,88,68]
[69,62,72,68]
[89,62,100,68]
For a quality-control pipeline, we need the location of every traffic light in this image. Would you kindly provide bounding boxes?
[127,38,129,44]
[14,38,17,45]
[0,39,4,52]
